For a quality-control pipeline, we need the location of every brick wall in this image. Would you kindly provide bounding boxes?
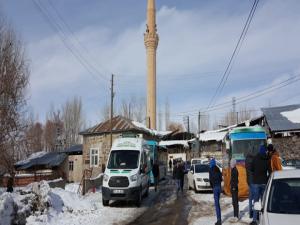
[272,136,300,159]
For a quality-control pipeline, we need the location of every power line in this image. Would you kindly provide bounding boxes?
[32,0,109,87]
[206,0,260,109]
[46,0,111,76]
[174,74,300,116]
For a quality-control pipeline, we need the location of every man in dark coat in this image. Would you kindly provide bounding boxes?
[6,177,14,193]
[245,152,255,218]
[169,159,172,171]
[250,145,272,225]
[230,158,239,221]
[209,158,223,225]
[152,160,160,192]
[174,161,185,193]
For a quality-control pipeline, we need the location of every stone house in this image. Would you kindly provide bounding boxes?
[64,144,83,183]
[79,116,167,177]
[261,104,300,159]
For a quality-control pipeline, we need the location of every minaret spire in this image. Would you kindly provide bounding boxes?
[144,0,159,129]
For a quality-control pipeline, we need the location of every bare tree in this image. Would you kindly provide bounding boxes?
[25,121,43,153]
[118,96,146,122]
[0,18,29,175]
[100,102,110,121]
[167,122,184,132]
[43,107,63,151]
[62,96,84,148]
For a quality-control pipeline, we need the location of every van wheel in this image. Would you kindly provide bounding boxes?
[102,199,109,206]
[135,189,142,207]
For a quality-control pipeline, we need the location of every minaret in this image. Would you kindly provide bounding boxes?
[144,0,159,129]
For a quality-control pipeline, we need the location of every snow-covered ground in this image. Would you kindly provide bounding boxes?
[188,190,252,225]
[0,182,158,225]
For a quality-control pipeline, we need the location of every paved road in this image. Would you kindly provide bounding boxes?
[127,176,193,225]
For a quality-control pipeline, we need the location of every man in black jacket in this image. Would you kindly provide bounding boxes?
[152,160,160,192]
[174,161,185,193]
[250,145,272,225]
[230,158,239,221]
[245,152,255,218]
[209,158,223,225]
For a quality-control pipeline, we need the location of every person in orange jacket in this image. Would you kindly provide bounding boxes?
[267,144,282,172]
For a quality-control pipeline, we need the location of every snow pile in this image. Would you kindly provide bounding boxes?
[199,131,227,142]
[65,183,80,193]
[0,193,16,225]
[281,108,300,123]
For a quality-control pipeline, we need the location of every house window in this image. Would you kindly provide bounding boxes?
[90,148,99,167]
[69,161,74,171]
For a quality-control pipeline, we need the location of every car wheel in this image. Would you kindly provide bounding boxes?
[102,199,109,206]
[194,181,198,193]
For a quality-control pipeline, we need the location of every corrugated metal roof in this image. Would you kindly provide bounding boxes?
[80,115,155,136]
[262,104,300,132]
[64,144,83,155]
[15,152,67,170]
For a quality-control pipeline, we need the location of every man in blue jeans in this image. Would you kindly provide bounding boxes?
[250,145,271,225]
[209,158,223,225]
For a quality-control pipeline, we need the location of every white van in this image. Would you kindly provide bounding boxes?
[102,137,150,207]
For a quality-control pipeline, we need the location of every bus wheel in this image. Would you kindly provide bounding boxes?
[102,199,109,206]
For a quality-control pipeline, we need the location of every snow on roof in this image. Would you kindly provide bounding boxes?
[158,140,189,148]
[132,121,172,137]
[281,108,300,124]
[15,151,48,166]
[199,131,227,142]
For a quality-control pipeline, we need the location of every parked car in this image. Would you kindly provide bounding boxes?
[282,159,300,169]
[281,158,297,170]
[254,169,300,225]
[191,158,209,167]
[187,163,211,192]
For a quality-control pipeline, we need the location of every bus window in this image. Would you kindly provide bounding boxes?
[231,139,266,160]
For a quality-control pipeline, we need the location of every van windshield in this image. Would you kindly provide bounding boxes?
[107,150,140,169]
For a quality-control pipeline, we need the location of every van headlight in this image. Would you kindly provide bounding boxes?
[130,174,138,182]
[103,174,109,182]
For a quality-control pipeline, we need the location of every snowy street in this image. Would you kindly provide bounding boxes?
[0,175,255,225]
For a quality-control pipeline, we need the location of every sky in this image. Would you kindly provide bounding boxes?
[1,0,300,130]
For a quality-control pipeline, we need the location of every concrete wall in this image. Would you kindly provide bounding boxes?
[68,155,83,183]
[272,136,300,159]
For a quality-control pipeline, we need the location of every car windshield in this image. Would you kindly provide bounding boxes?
[267,178,300,214]
[232,139,266,160]
[195,164,210,173]
[107,150,140,169]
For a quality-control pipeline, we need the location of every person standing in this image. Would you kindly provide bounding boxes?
[267,144,282,172]
[152,160,160,192]
[209,158,223,225]
[174,161,184,193]
[230,158,239,222]
[6,177,14,193]
[245,152,255,218]
[250,145,272,225]
[169,159,172,171]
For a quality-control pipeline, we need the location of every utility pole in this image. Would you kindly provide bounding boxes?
[236,112,239,124]
[198,111,201,157]
[187,116,190,133]
[110,74,114,148]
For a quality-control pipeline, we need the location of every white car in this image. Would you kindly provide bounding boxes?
[254,169,300,225]
[191,158,209,167]
[188,164,212,192]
